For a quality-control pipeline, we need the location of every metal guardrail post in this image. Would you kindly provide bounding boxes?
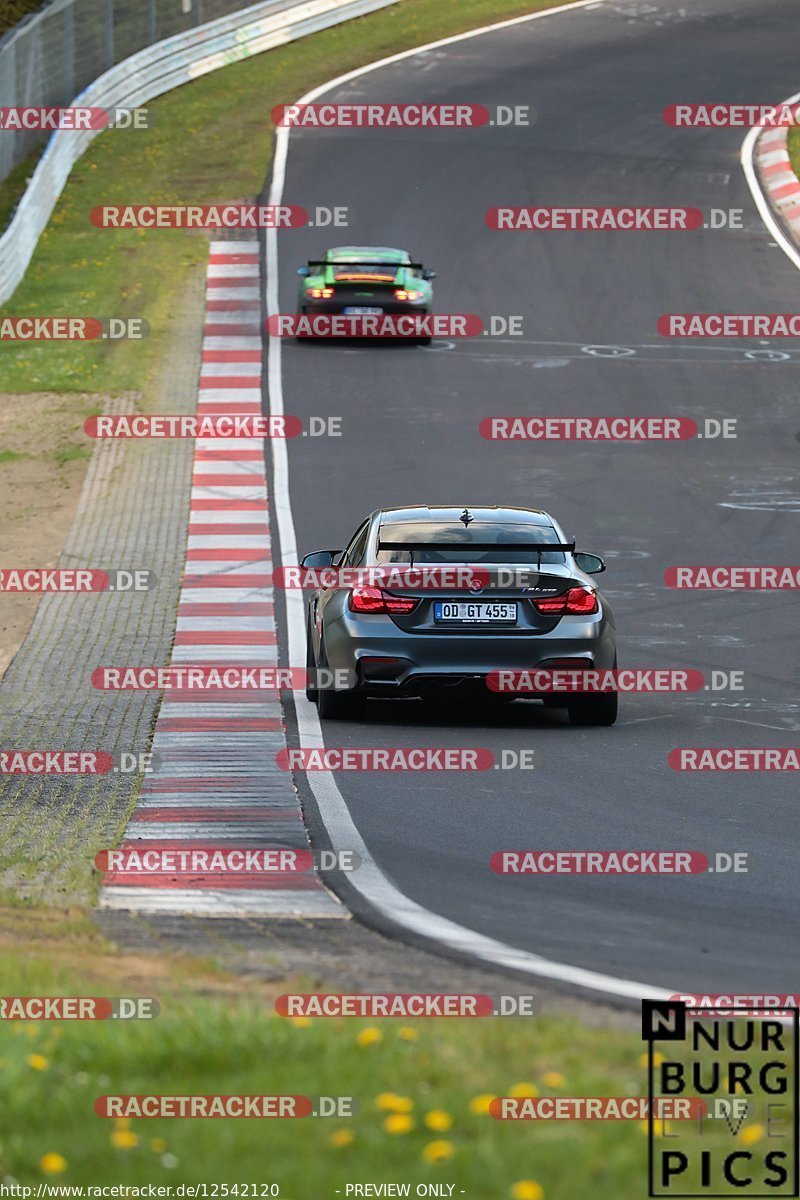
[64,4,75,102]
[106,0,115,68]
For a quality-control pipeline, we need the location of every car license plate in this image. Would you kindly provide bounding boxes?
[343,306,383,315]
[434,602,517,624]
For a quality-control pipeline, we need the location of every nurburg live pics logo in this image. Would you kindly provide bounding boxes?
[642,999,799,1197]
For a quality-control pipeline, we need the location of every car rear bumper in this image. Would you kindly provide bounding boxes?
[322,612,616,695]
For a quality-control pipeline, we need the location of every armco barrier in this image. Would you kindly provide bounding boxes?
[0,0,400,306]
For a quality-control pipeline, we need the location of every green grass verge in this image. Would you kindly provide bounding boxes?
[0,923,782,1194]
[0,0,573,399]
[0,921,653,1193]
[0,0,42,36]
[787,127,800,180]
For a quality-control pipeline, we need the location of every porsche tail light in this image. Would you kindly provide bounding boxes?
[308,287,334,299]
[395,289,424,301]
[348,587,419,615]
[534,587,598,615]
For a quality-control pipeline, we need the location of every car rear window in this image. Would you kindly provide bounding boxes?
[375,522,567,565]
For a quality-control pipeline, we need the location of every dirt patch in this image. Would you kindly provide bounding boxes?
[0,392,138,677]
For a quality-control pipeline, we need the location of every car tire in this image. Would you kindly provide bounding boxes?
[568,690,618,726]
[316,637,366,721]
[305,620,319,704]
[415,308,432,346]
[317,684,366,721]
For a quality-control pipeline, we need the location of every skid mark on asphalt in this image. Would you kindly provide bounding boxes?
[100,241,343,919]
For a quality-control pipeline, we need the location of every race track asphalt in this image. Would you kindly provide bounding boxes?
[265,0,800,995]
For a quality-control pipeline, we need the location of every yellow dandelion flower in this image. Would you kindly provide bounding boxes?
[541,1072,565,1088]
[740,1124,764,1146]
[424,1110,453,1132]
[114,1117,131,1130]
[422,1140,454,1164]
[27,1053,49,1071]
[39,1153,68,1175]
[639,1120,672,1138]
[398,1026,418,1041]
[290,1016,311,1027]
[384,1113,414,1134]
[150,1138,167,1154]
[356,1027,382,1048]
[510,1183,544,1200]
[509,1081,539,1098]
[638,1051,665,1069]
[469,1093,495,1115]
[111,1131,139,1150]
[375,1093,413,1112]
[329,1129,355,1148]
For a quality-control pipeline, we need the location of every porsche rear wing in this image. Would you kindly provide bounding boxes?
[307,260,425,270]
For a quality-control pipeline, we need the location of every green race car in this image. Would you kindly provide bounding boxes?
[296,245,436,341]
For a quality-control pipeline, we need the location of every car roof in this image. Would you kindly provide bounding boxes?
[324,246,410,263]
[377,506,555,526]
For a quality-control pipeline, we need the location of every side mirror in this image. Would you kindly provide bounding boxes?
[301,549,341,569]
[296,266,311,277]
[574,551,606,575]
[421,268,436,280]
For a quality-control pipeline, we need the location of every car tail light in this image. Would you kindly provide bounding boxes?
[534,587,598,615]
[308,287,334,299]
[348,587,419,615]
[395,289,424,301]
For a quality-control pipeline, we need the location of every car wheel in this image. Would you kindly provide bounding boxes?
[568,691,618,726]
[415,309,432,346]
[316,637,366,721]
[317,684,366,721]
[305,620,318,704]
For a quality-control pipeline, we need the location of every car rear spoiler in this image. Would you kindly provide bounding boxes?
[377,541,576,552]
[307,261,426,269]
[377,540,576,569]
